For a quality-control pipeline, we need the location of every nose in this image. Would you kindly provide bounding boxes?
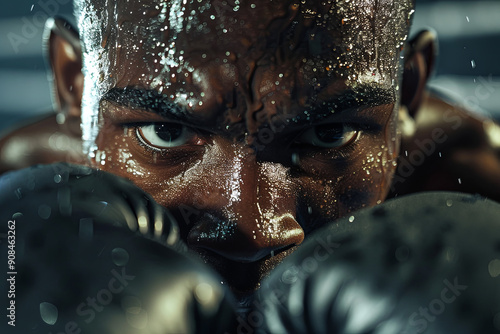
[187,156,304,262]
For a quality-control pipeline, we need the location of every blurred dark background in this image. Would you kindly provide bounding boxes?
[0,0,499,134]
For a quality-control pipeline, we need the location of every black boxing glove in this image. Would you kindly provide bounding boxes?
[252,192,500,334]
[0,163,237,333]
[0,162,179,245]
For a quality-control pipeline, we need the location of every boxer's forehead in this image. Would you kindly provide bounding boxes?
[77,0,412,146]
[79,0,412,78]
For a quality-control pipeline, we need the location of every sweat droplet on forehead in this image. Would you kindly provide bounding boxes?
[76,0,413,153]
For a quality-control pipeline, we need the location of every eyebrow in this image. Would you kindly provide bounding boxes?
[101,87,203,125]
[101,84,395,126]
[305,84,396,123]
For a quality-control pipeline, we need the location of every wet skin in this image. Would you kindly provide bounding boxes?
[75,0,413,296]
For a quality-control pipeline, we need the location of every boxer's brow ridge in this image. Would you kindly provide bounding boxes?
[101,84,394,127]
[101,87,204,125]
[304,84,395,123]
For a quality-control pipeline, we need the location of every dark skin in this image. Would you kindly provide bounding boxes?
[4,0,442,298]
[389,90,500,200]
[14,0,499,294]
[0,114,84,173]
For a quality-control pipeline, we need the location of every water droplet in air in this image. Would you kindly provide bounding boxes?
[471,60,476,69]
[395,246,410,262]
[488,259,500,278]
[349,216,355,223]
[40,302,58,325]
[445,247,458,263]
[195,283,215,305]
[112,248,130,266]
[126,307,148,329]
[38,205,51,220]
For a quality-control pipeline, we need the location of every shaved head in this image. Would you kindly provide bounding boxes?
[74,0,413,153]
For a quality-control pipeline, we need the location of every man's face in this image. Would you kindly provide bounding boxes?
[76,0,412,295]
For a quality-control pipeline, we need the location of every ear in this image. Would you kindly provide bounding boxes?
[400,30,438,118]
[45,17,83,123]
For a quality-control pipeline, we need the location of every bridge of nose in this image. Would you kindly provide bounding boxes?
[187,154,304,262]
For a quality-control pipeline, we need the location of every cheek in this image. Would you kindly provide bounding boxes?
[92,123,224,211]
[345,137,398,211]
[299,135,395,223]
[92,125,152,180]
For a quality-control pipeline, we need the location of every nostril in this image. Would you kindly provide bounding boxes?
[186,213,304,262]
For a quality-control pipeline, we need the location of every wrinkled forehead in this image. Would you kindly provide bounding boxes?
[77,0,413,84]
[75,0,413,153]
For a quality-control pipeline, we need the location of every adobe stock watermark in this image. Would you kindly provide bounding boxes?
[390,109,460,191]
[280,235,341,285]
[177,197,209,226]
[253,112,296,152]
[459,75,499,112]
[405,276,468,334]
[391,74,499,191]
[45,248,135,334]
[234,235,341,334]
[234,287,287,334]
[7,0,72,54]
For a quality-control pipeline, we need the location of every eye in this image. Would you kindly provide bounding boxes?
[136,123,199,149]
[296,123,358,148]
